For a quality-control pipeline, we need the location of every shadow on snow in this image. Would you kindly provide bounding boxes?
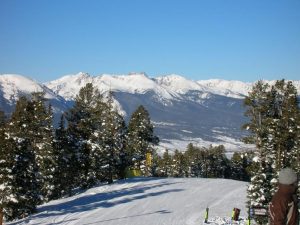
[12,178,183,224]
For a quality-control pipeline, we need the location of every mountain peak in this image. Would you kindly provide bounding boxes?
[0,74,43,95]
[155,74,207,94]
[128,72,148,77]
[0,74,62,103]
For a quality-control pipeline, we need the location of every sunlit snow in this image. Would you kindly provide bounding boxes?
[6,177,249,225]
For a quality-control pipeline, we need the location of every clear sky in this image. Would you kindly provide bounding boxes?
[0,0,299,83]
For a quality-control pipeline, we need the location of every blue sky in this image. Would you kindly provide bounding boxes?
[0,0,299,83]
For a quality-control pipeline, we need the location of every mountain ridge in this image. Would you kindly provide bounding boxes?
[1,73,299,152]
[45,72,300,100]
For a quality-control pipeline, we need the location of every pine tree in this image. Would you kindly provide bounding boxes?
[0,111,14,222]
[243,80,300,224]
[52,115,76,198]
[270,80,300,169]
[184,144,204,177]
[65,83,128,188]
[243,81,273,217]
[230,152,251,181]
[172,149,189,177]
[90,92,127,183]
[4,97,40,220]
[126,105,159,175]
[207,145,229,178]
[265,80,300,192]
[29,92,56,202]
[161,149,173,177]
[66,83,104,188]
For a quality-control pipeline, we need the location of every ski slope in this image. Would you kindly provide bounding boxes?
[7,177,249,225]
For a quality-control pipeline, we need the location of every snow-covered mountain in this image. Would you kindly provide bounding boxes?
[45,72,254,151]
[1,72,299,152]
[0,74,69,118]
[6,177,248,225]
[45,72,254,100]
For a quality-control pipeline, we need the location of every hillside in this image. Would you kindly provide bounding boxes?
[6,177,249,225]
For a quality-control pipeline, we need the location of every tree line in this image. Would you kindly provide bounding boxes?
[0,83,158,221]
[150,144,255,181]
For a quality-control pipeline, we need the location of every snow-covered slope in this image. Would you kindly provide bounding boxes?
[6,177,249,225]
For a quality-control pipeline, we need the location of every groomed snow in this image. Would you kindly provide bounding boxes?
[6,177,249,225]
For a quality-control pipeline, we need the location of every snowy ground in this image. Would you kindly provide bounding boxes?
[6,177,251,225]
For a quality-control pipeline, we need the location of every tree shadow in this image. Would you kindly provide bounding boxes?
[27,178,184,221]
[83,209,172,225]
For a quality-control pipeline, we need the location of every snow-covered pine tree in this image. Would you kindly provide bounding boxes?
[162,149,173,177]
[172,149,189,177]
[66,83,128,187]
[90,91,127,183]
[4,97,40,220]
[0,111,13,222]
[29,92,56,202]
[66,83,105,189]
[109,111,127,181]
[275,80,299,168]
[126,105,159,175]
[247,165,271,224]
[206,145,229,178]
[243,81,273,224]
[265,80,300,192]
[52,115,76,198]
[230,152,251,181]
[184,144,204,177]
[243,80,300,224]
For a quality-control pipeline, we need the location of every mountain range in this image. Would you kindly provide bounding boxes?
[1,72,299,153]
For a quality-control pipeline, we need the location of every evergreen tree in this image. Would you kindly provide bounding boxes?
[243,81,273,218]
[4,97,40,220]
[52,115,76,198]
[160,149,173,177]
[126,105,159,174]
[65,83,128,188]
[230,152,251,181]
[150,151,162,177]
[90,92,127,183]
[172,149,189,177]
[265,80,300,192]
[29,92,56,202]
[0,111,14,222]
[243,80,300,224]
[206,145,229,178]
[184,144,205,177]
[66,83,105,188]
[267,80,300,170]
